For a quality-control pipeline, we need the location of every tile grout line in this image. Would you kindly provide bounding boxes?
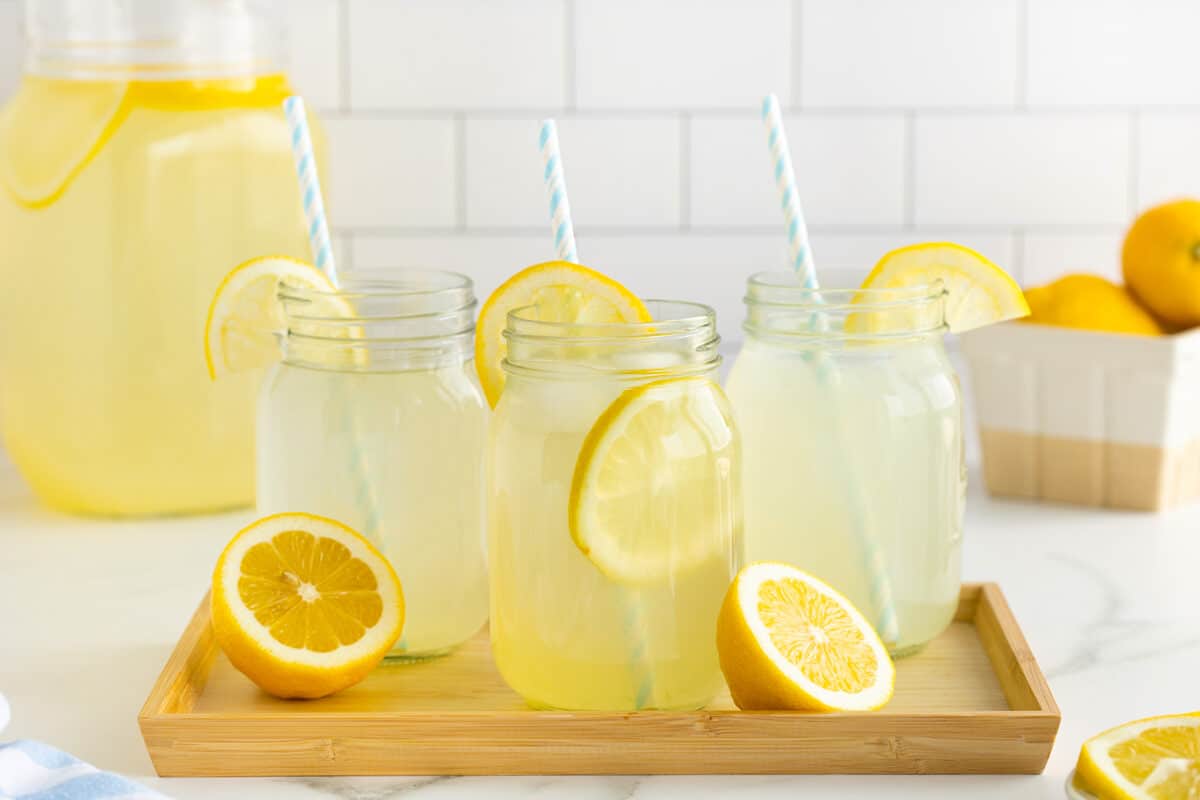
[790,0,803,109]
[331,223,1128,239]
[1015,0,1029,109]
[563,0,577,111]
[1010,229,1025,283]
[1127,111,1140,215]
[314,106,1196,122]
[337,0,351,113]
[455,113,467,230]
[903,111,916,229]
[680,113,691,229]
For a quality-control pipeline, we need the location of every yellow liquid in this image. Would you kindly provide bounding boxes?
[0,75,319,515]
[726,337,965,654]
[488,373,740,710]
[257,361,490,659]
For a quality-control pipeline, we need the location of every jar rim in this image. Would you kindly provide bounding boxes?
[280,269,476,322]
[746,270,948,309]
[505,299,716,341]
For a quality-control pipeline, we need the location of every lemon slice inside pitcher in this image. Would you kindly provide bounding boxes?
[0,76,130,208]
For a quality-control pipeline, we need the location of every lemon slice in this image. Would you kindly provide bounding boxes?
[569,376,737,584]
[204,255,342,379]
[1075,713,1200,800]
[211,512,405,699]
[474,260,651,407]
[858,242,1029,333]
[0,76,129,208]
[716,562,895,712]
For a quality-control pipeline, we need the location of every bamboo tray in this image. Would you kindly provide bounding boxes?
[139,582,1059,776]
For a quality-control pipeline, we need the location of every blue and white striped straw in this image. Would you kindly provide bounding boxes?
[284,95,339,285]
[282,96,383,571]
[762,94,817,289]
[539,120,579,263]
[760,93,900,647]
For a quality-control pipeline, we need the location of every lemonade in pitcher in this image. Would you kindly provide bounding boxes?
[481,263,742,710]
[0,0,321,515]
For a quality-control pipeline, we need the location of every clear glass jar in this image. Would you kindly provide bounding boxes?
[726,271,966,656]
[0,0,323,515]
[257,271,489,661]
[489,302,742,710]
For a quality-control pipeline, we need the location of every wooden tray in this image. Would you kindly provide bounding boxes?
[139,582,1059,776]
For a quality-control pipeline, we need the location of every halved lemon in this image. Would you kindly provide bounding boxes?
[474,261,651,407]
[211,513,405,699]
[0,76,129,208]
[569,376,737,584]
[858,242,1029,333]
[204,255,340,379]
[1075,713,1200,800]
[716,562,895,712]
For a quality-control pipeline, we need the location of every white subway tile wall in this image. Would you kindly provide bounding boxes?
[3,0,1199,326]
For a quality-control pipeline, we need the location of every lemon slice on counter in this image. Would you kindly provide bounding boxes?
[211,512,405,699]
[1074,713,1200,800]
[855,242,1029,334]
[474,260,651,407]
[0,76,129,208]
[204,255,349,379]
[716,562,895,712]
[568,376,737,584]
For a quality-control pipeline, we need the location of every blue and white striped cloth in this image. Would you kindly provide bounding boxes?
[0,740,166,800]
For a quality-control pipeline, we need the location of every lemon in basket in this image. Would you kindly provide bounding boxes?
[716,562,895,712]
[211,512,405,699]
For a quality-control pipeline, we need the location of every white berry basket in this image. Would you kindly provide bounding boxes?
[961,322,1200,511]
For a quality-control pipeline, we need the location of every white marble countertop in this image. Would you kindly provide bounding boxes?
[2,454,1198,800]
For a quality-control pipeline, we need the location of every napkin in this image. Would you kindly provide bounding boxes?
[0,740,167,800]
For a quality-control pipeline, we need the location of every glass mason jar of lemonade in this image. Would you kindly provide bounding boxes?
[489,302,742,710]
[0,0,321,515]
[257,271,489,660]
[726,271,966,656]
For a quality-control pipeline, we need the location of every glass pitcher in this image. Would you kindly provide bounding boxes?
[0,0,325,516]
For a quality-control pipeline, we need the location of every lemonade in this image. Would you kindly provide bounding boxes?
[488,298,742,710]
[0,3,319,515]
[256,272,489,660]
[726,272,966,655]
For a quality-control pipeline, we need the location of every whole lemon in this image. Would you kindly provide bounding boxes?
[1123,199,1200,328]
[1023,274,1162,336]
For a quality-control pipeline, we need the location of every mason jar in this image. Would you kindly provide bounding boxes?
[256,271,489,660]
[0,0,323,515]
[488,301,743,710]
[726,270,966,656]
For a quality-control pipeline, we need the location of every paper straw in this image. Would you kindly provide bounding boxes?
[539,120,579,263]
[760,94,901,647]
[284,96,339,285]
[762,94,816,289]
[536,120,655,705]
[282,96,383,585]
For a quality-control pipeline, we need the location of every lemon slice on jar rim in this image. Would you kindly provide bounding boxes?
[849,242,1029,335]
[204,255,364,379]
[474,260,651,407]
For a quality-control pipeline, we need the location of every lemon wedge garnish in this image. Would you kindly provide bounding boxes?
[211,512,405,699]
[568,376,738,584]
[716,562,895,712]
[1075,713,1200,800]
[857,242,1029,334]
[0,76,129,208]
[474,260,651,407]
[204,255,346,379]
